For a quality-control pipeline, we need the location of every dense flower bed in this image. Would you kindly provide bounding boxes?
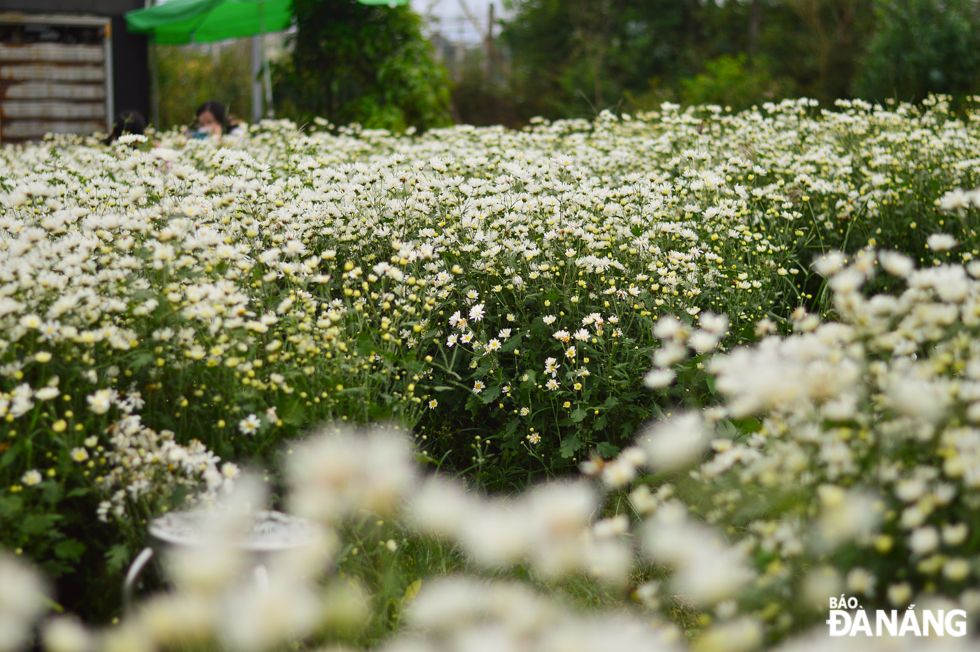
[2,97,980,645]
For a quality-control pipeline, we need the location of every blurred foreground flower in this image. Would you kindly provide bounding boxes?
[0,553,50,652]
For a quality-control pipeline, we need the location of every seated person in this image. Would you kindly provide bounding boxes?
[191,100,228,138]
[105,109,146,145]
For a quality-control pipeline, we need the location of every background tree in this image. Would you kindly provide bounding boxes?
[156,42,251,130]
[273,0,452,131]
[779,0,873,101]
[499,0,808,118]
[854,0,980,103]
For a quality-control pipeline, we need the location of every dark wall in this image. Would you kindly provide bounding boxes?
[1,0,150,125]
[0,1,143,14]
[110,15,150,123]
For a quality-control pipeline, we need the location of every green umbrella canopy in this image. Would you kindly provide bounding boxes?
[126,0,409,45]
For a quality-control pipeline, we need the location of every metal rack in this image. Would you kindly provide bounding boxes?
[0,13,113,144]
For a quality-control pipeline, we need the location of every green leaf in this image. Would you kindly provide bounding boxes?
[732,417,762,433]
[131,352,155,370]
[570,407,588,423]
[41,482,63,505]
[499,334,522,353]
[480,385,502,404]
[401,579,422,606]
[356,333,381,356]
[413,452,437,466]
[559,434,582,458]
[106,544,131,574]
[596,441,619,458]
[22,513,61,535]
[0,495,23,518]
[54,539,85,562]
[281,401,308,426]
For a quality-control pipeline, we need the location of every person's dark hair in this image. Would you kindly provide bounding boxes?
[105,109,146,144]
[196,100,228,132]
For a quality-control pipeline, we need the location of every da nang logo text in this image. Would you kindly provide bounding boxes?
[827,597,967,637]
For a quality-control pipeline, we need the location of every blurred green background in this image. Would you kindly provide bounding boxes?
[154,0,980,131]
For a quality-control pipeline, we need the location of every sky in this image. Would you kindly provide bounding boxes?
[410,0,513,43]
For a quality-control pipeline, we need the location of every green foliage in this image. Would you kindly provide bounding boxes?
[501,0,702,117]
[678,54,796,111]
[498,0,879,120]
[855,0,980,103]
[7,97,980,623]
[155,42,252,130]
[273,0,452,131]
[449,56,527,128]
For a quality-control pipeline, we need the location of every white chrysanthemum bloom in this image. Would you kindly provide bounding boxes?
[406,476,477,540]
[116,133,148,145]
[526,481,596,542]
[164,540,249,595]
[944,558,972,582]
[0,552,50,652]
[150,147,178,162]
[709,339,810,418]
[829,268,866,295]
[536,613,683,652]
[41,616,93,652]
[653,344,687,368]
[894,477,927,503]
[882,373,950,423]
[653,316,684,340]
[287,424,418,521]
[814,487,882,550]
[926,232,957,251]
[638,412,708,470]
[671,545,755,606]
[86,388,116,415]
[800,565,842,612]
[943,523,969,546]
[689,330,721,354]
[457,500,532,568]
[698,312,729,335]
[821,394,857,422]
[405,577,558,636]
[693,616,763,652]
[216,574,323,652]
[642,501,714,566]
[100,621,153,652]
[34,386,58,402]
[846,567,876,596]
[643,502,754,606]
[909,526,940,555]
[138,592,215,648]
[908,263,971,303]
[939,187,973,211]
[238,414,261,435]
[887,582,913,606]
[879,250,914,278]
[600,450,645,488]
[813,250,847,276]
[643,368,676,389]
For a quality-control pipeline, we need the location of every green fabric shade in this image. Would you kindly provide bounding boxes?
[126,0,410,45]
